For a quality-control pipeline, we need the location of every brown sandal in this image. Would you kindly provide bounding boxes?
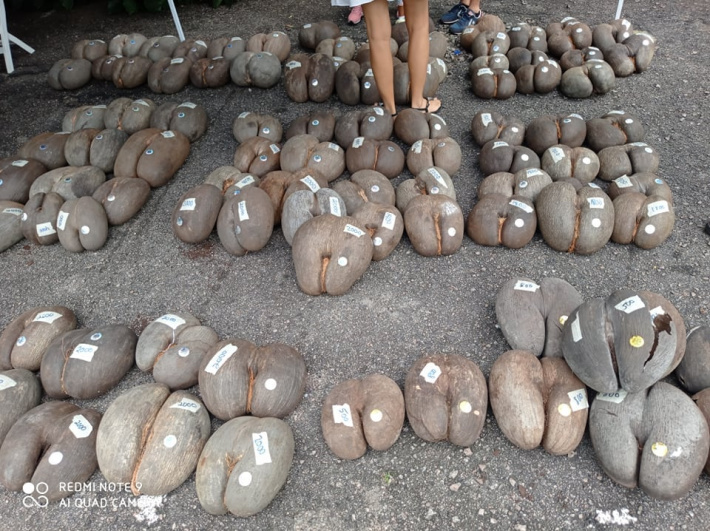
[413,97,442,114]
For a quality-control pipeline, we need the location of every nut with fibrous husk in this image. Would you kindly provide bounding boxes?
[139,35,180,61]
[541,145,599,183]
[92,176,151,225]
[92,54,122,81]
[283,53,336,102]
[489,350,588,455]
[495,277,583,357]
[335,61,367,105]
[585,111,645,152]
[247,31,291,63]
[216,187,275,256]
[172,184,223,244]
[316,36,356,61]
[111,56,152,89]
[104,97,156,135]
[56,196,108,252]
[18,132,70,170]
[470,111,524,147]
[610,190,674,250]
[677,326,710,395]
[172,38,209,63]
[281,188,346,245]
[280,134,345,182]
[292,215,373,295]
[466,194,536,249]
[405,354,487,447]
[351,202,403,261]
[592,19,635,54]
[407,137,461,177]
[233,136,281,177]
[396,168,455,214]
[196,416,294,517]
[546,18,593,58]
[333,169,395,214]
[590,381,709,500]
[150,102,208,143]
[62,105,107,133]
[0,368,41,446]
[40,324,136,398]
[322,374,404,460]
[0,306,77,371]
[207,36,246,62]
[562,289,686,394]
[0,401,101,503]
[559,46,604,70]
[471,67,516,99]
[506,48,549,74]
[299,20,341,50]
[524,114,586,155]
[234,111,283,144]
[393,61,440,104]
[21,192,64,246]
[29,166,106,201]
[259,169,327,225]
[394,109,449,145]
[346,138,404,179]
[0,157,47,203]
[469,53,509,76]
[507,23,548,51]
[471,30,511,59]
[96,383,210,496]
[459,13,506,51]
[479,140,540,176]
[114,128,190,187]
[108,33,146,57]
[515,59,562,94]
[189,56,231,88]
[230,51,282,88]
[286,111,336,143]
[0,201,24,253]
[397,32,447,61]
[536,181,614,254]
[334,109,393,148]
[607,172,671,202]
[693,388,710,475]
[48,58,92,90]
[65,128,127,173]
[404,194,463,257]
[597,142,659,181]
[559,59,616,98]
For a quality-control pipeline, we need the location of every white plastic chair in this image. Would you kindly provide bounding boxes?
[0,0,35,74]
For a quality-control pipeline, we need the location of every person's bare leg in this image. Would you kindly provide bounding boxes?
[362,0,396,115]
[404,0,440,111]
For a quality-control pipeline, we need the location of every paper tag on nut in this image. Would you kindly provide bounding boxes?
[647,200,669,217]
[0,375,17,391]
[513,280,539,292]
[614,295,645,314]
[568,389,589,411]
[333,404,354,427]
[204,344,238,374]
[238,200,249,221]
[33,311,63,324]
[382,211,396,230]
[300,176,320,192]
[509,200,533,214]
[170,399,201,413]
[329,197,342,217]
[156,314,186,329]
[180,198,197,211]
[343,224,365,237]
[420,362,442,384]
[69,415,93,439]
[596,390,627,404]
[252,432,272,465]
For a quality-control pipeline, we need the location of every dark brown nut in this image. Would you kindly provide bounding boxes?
[477,172,518,197]
[108,33,147,57]
[490,351,588,454]
[284,53,335,103]
[607,172,672,202]
[72,38,108,61]
[471,30,510,58]
[346,138,405,179]
[508,23,547,50]
[190,56,230,88]
[136,312,219,390]
[104,97,156,134]
[322,374,404,459]
[233,137,281,177]
[147,56,192,94]
[361,62,386,104]
[281,189,346,245]
[351,202,403,261]
[459,13,506,50]
[234,111,283,144]
[18,132,70,170]
[404,354,487,446]
[196,416,294,517]
[280,135,345,182]
[592,20,634,54]
[508,48,550,75]
[428,56,448,83]
[259,169,327,224]
[559,46,604,70]
[299,20,341,50]
[62,105,107,132]
[64,128,100,166]
[335,60,364,105]
[292,215,373,295]
[466,194,536,248]
[495,277,583,357]
[0,402,101,503]
[172,38,209,62]
[217,187,275,256]
[29,166,106,201]
[203,167,260,197]
[47,58,92,90]
[111,56,152,89]
[20,192,63,246]
[316,36,356,60]
[546,19,593,58]
[560,60,616,98]
[333,169,395,214]
[611,192,675,249]
[0,369,41,446]
[541,145,599,183]
[393,109,448,145]
[562,290,685,394]
[396,170,455,214]
[114,128,190,187]
[605,33,656,76]
[85,128,129,173]
[393,61,440,105]
[140,35,180,62]
[598,142,659,181]
[150,102,208,143]
[515,59,561,94]
[471,111,525,147]
[525,114,587,155]
[407,137,461,177]
[247,31,291,62]
[404,194,463,256]
[286,111,336,142]
[0,201,24,252]
[92,54,123,81]
[479,140,540,176]
[199,339,306,419]
[230,51,282,88]
[40,325,137,399]
[677,326,710,394]
[96,383,210,496]
[694,388,710,474]
[469,53,509,77]
[397,32,448,61]
[172,184,223,243]
[536,181,614,254]
[334,108,393,149]
[471,67,516,99]
[207,36,246,61]
[586,111,645,152]
[92,176,150,225]
[0,158,47,203]
[590,381,709,500]
[56,196,108,252]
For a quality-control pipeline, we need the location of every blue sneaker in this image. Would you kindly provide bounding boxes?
[450,9,483,34]
[440,3,468,25]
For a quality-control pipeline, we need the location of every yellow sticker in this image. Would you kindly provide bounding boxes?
[557,403,572,417]
[559,315,568,326]
[652,442,667,457]
[629,335,645,348]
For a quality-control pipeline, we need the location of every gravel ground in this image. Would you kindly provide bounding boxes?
[1,0,709,529]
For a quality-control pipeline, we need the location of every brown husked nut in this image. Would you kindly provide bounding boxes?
[466,194,536,249]
[470,110,525,147]
[234,111,283,144]
[0,368,42,446]
[404,194,464,257]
